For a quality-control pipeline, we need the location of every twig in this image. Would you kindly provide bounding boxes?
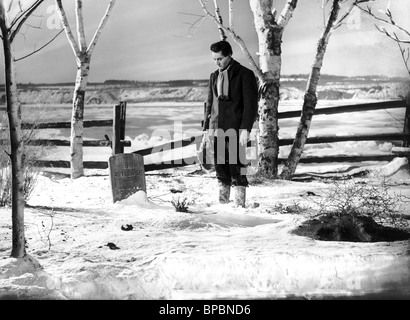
[15,29,64,62]
[357,4,410,42]
[10,0,45,43]
[198,0,263,80]
[397,41,410,76]
[176,13,205,38]
[46,212,54,250]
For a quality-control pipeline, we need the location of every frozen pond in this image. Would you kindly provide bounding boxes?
[21,100,406,141]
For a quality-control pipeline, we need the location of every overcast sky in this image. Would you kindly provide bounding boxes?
[1,0,410,83]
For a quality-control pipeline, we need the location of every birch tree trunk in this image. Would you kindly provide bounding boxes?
[0,7,26,258]
[56,0,116,179]
[213,0,226,40]
[250,0,297,178]
[70,56,90,178]
[199,0,297,177]
[280,0,341,180]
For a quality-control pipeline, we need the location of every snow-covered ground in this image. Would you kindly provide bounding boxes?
[1,100,409,300]
[0,158,409,300]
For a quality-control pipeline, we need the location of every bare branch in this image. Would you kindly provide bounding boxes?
[15,29,64,62]
[87,0,116,56]
[75,0,87,51]
[228,0,234,30]
[176,12,205,37]
[376,24,410,44]
[355,2,410,79]
[177,12,204,18]
[55,0,81,57]
[333,0,359,29]
[212,0,226,40]
[9,1,28,27]
[198,0,263,79]
[10,0,44,43]
[322,0,327,28]
[271,7,277,22]
[7,0,14,13]
[25,21,42,30]
[397,41,410,77]
[277,0,298,28]
[356,3,410,39]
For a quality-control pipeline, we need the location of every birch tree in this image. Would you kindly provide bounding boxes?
[55,0,116,179]
[199,0,298,178]
[0,0,44,258]
[279,0,370,180]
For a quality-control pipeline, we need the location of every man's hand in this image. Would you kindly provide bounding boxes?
[239,130,249,146]
[203,130,210,145]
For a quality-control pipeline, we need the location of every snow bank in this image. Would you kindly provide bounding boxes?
[371,157,410,182]
[0,255,64,300]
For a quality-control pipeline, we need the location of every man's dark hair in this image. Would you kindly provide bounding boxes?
[210,40,233,57]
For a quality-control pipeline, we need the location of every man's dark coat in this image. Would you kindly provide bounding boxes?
[203,59,258,133]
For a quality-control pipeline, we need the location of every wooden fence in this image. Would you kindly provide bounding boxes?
[132,99,410,171]
[1,102,130,169]
[2,99,409,172]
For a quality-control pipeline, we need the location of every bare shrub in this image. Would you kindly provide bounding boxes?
[313,176,409,231]
[0,109,54,206]
[171,195,195,213]
[0,166,12,207]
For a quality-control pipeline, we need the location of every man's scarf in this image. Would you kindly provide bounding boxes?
[217,66,230,100]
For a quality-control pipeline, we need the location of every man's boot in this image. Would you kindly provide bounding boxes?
[234,186,246,208]
[218,182,231,204]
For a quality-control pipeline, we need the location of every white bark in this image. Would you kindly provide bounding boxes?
[277,0,298,27]
[199,0,298,177]
[2,39,25,258]
[76,0,87,51]
[228,0,234,29]
[212,0,226,40]
[70,59,90,179]
[250,0,298,177]
[198,0,263,79]
[87,0,116,56]
[0,0,44,258]
[55,0,116,178]
[55,0,80,57]
[250,0,279,79]
[280,0,341,180]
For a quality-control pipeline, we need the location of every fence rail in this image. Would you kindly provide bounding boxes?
[2,99,407,173]
[132,99,410,172]
[278,99,406,119]
[21,119,114,130]
[1,102,130,169]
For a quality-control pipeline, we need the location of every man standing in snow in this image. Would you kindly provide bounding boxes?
[203,40,258,207]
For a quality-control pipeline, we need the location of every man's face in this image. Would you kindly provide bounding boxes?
[212,51,231,70]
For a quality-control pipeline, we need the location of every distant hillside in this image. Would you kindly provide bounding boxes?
[0,75,408,105]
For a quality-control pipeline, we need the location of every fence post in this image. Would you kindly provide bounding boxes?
[113,102,127,155]
[201,101,206,129]
[404,93,410,147]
